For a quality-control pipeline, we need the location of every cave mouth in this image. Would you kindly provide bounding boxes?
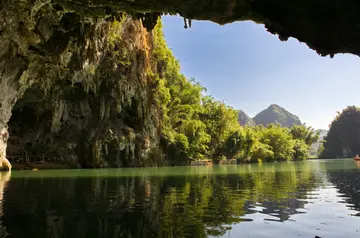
[6,78,152,167]
[6,82,92,166]
[6,85,53,164]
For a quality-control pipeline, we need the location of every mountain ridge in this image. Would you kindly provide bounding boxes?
[238,104,302,128]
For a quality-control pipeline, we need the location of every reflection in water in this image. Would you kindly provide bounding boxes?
[352,160,360,171]
[2,163,320,238]
[1,160,360,237]
[318,159,360,217]
[0,172,11,238]
[326,171,360,216]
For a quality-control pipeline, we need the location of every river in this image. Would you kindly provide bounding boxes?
[0,159,359,237]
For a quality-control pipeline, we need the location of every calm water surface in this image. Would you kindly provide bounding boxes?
[0,159,359,237]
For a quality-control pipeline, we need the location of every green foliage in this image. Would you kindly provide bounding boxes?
[293,139,309,160]
[249,124,319,162]
[152,20,211,164]
[290,125,319,146]
[309,129,328,157]
[249,141,274,163]
[257,124,295,161]
[200,96,242,159]
[150,19,319,165]
[222,129,246,159]
[317,140,325,157]
[289,125,320,160]
[320,106,360,159]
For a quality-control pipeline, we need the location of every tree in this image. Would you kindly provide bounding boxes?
[290,125,319,146]
[220,129,246,160]
[257,124,295,161]
[320,106,360,158]
[292,139,309,160]
[199,96,241,159]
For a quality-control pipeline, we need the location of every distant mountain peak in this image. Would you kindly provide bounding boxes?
[252,104,302,128]
[269,104,279,108]
[268,104,287,112]
[238,110,256,126]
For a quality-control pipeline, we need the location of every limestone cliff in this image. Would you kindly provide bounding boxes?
[0,2,165,168]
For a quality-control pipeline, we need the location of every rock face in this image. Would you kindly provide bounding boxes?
[6,16,162,167]
[0,2,165,168]
[238,110,255,126]
[15,0,360,58]
[0,129,9,170]
[253,104,302,128]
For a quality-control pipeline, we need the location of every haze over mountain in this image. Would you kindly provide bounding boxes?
[240,104,302,128]
[310,129,328,156]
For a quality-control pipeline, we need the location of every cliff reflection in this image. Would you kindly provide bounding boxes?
[326,170,360,216]
[0,172,11,238]
[2,164,321,237]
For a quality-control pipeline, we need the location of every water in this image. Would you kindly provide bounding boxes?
[0,159,359,237]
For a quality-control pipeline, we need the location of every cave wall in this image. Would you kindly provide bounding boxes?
[7,17,162,167]
[40,0,360,58]
[1,1,164,168]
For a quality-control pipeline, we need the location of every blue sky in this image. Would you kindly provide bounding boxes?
[162,16,360,130]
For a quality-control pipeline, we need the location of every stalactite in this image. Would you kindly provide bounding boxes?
[183,17,188,29]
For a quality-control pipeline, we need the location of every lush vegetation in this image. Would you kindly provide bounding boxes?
[319,106,360,159]
[309,129,328,157]
[151,20,319,165]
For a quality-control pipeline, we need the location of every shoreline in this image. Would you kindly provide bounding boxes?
[11,162,77,170]
[7,158,326,171]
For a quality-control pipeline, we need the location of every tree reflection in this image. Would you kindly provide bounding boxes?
[2,164,320,237]
[326,169,360,216]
